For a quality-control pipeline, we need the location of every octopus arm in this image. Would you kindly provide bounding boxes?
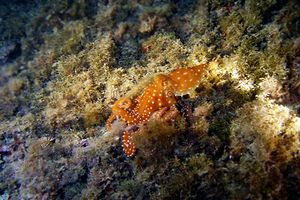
[106,113,117,131]
[122,131,136,157]
[112,98,138,125]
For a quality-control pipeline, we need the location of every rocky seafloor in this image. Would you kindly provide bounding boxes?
[0,0,299,199]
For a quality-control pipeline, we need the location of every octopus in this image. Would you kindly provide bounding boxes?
[106,64,206,157]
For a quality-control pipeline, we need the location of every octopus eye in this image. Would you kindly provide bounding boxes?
[117,98,132,109]
[166,90,174,98]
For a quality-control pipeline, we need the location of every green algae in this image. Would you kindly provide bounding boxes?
[0,0,299,199]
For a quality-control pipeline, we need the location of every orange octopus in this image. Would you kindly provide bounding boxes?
[106,64,206,157]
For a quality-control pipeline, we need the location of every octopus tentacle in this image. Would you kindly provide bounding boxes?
[106,113,117,131]
[111,97,138,125]
[122,131,136,157]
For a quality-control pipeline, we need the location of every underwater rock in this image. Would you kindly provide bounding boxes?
[0,41,18,65]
